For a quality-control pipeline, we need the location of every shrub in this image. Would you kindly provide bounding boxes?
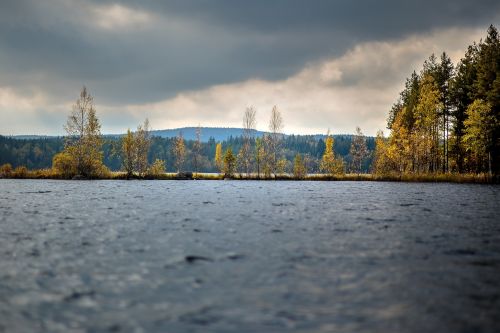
[148,159,166,178]
[0,163,13,178]
[12,166,28,178]
[52,152,77,179]
[93,162,112,179]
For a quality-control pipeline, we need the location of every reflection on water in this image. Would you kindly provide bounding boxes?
[0,180,499,332]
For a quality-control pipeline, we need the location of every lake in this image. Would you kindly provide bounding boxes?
[0,180,499,332]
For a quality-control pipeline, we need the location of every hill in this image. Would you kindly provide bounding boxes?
[12,127,339,142]
[151,127,266,141]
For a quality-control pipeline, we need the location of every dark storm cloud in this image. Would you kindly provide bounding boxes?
[0,0,498,105]
[130,0,499,35]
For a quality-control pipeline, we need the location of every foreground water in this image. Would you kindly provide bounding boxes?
[0,180,499,333]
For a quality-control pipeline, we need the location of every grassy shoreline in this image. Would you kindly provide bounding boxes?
[0,169,496,183]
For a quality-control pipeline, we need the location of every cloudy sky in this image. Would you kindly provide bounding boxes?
[1,0,499,136]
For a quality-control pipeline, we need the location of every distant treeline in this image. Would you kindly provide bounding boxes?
[0,133,375,173]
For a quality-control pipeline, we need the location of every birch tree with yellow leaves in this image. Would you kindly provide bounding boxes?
[62,86,105,178]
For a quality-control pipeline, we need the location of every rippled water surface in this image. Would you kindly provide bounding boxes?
[0,180,499,333]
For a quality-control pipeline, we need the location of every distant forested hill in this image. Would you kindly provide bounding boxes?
[1,128,375,172]
[12,127,342,143]
[150,127,267,141]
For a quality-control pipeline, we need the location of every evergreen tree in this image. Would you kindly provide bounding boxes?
[388,71,420,131]
[450,44,479,172]
[474,25,500,174]
[436,52,454,172]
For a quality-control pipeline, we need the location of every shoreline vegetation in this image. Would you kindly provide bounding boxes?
[1,26,499,184]
[0,167,495,184]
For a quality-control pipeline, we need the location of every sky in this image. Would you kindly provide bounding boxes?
[0,1,499,136]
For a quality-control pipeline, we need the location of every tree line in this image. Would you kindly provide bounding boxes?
[0,88,373,179]
[374,25,500,176]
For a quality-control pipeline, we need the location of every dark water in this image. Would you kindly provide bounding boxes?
[0,180,499,333]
